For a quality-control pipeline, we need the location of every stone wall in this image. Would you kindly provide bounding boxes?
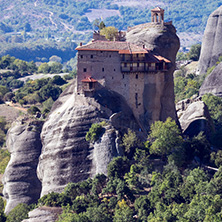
[77,49,167,131]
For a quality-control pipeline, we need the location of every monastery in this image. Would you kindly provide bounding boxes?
[76,7,173,128]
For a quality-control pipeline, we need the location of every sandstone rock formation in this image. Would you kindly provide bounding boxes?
[37,82,140,197]
[198,6,222,75]
[199,62,222,97]
[176,97,213,137]
[3,22,180,211]
[3,118,43,214]
[22,207,62,222]
[126,22,180,122]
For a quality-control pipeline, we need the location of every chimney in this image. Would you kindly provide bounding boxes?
[80,42,82,46]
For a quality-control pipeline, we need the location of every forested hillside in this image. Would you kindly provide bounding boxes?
[1,0,222,62]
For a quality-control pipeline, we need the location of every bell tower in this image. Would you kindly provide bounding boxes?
[151,7,164,25]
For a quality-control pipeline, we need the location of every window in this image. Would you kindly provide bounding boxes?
[91,55,93,59]
[112,77,114,79]
[83,68,87,72]
[122,74,124,79]
[124,63,127,67]
[137,63,139,67]
[102,68,104,72]
[135,93,138,108]
[80,55,83,59]
[136,74,138,79]
[114,69,116,71]
[109,55,111,58]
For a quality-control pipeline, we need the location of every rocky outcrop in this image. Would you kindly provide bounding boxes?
[22,207,62,222]
[198,6,222,75]
[37,82,140,197]
[199,62,222,97]
[91,125,122,176]
[3,22,180,211]
[126,22,180,122]
[3,118,43,214]
[176,97,213,137]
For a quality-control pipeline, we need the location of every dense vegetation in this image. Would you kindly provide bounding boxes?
[2,117,222,221]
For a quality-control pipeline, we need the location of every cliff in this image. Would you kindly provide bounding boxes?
[37,81,139,197]
[2,118,43,214]
[126,22,180,122]
[3,22,179,212]
[198,6,222,75]
[199,62,222,97]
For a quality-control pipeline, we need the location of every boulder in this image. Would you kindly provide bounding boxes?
[126,22,180,122]
[3,118,43,214]
[22,207,62,222]
[37,82,140,197]
[177,98,213,137]
[199,62,222,97]
[198,6,222,75]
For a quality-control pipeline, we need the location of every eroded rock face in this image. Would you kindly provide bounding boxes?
[126,22,180,122]
[91,125,123,176]
[176,98,213,137]
[198,6,222,75]
[3,119,43,214]
[199,62,222,97]
[38,82,140,197]
[22,207,62,222]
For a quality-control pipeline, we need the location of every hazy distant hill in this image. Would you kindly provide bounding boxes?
[1,0,222,61]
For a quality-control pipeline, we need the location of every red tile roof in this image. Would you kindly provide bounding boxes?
[76,41,148,54]
[76,40,171,63]
[81,77,97,83]
[153,54,171,63]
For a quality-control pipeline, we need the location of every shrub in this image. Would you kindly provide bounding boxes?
[85,123,105,143]
[6,203,30,222]
[27,106,40,115]
[38,192,71,207]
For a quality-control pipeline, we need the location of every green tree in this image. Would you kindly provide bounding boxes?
[107,156,129,179]
[50,75,66,85]
[113,199,134,222]
[124,164,139,189]
[202,93,222,127]
[49,62,63,74]
[91,174,106,195]
[211,150,222,168]
[86,205,111,222]
[187,44,201,61]
[100,26,118,41]
[122,129,139,154]
[58,210,89,222]
[134,196,151,222]
[6,203,30,222]
[39,83,62,101]
[191,132,211,164]
[38,192,71,207]
[148,117,183,158]
[85,123,104,143]
[27,106,41,115]
[38,63,50,73]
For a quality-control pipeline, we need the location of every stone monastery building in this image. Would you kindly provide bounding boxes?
[76,7,172,126]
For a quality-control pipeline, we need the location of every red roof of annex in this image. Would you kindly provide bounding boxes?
[81,77,97,83]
